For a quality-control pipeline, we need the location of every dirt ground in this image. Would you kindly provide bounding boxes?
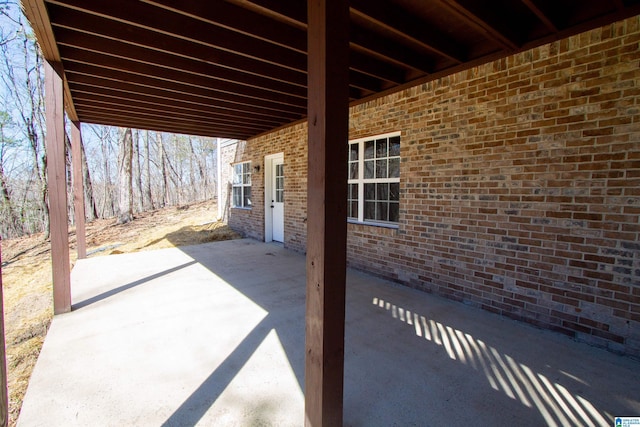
[0,200,239,426]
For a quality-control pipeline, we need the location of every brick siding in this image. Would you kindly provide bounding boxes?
[228,16,640,357]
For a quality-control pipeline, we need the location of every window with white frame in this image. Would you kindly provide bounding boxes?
[232,161,252,208]
[348,132,400,225]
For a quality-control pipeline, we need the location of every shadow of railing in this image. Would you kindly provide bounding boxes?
[367,296,618,426]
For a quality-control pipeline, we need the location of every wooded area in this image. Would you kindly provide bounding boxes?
[0,1,220,239]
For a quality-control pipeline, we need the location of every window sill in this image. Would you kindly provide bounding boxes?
[232,206,252,211]
[348,219,399,229]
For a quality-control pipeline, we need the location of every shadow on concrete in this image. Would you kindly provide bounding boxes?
[19,240,640,426]
[160,241,305,426]
[162,240,640,427]
[72,261,197,310]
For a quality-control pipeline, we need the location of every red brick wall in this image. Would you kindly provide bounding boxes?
[232,16,640,357]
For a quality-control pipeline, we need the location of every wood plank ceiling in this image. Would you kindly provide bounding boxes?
[22,0,640,140]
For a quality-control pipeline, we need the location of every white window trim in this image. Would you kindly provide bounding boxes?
[348,131,401,228]
[232,161,252,209]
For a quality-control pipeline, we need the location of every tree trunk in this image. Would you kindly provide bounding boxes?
[158,132,168,207]
[134,130,143,212]
[81,138,98,220]
[116,128,133,224]
[144,130,154,210]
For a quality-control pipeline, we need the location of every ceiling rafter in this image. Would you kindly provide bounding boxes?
[47,6,308,87]
[349,0,466,64]
[521,0,558,33]
[74,104,269,133]
[48,0,307,72]
[55,28,307,97]
[435,0,520,50]
[349,23,434,73]
[142,0,307,53]
[73,96,283,128]
[58,49,307,108]
[66,71,305,119]
[69,84,295,123]
[77,112,256,139]
[21,0,640,140]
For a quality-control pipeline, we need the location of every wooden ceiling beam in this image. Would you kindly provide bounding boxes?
[47,4,307,87]
[72,98,282,129]
[77,114,255,140]
[48,0,307,71]
[349,50,406,85]
[76,109,260,134]
[521,0,558,32]
[349,0,466,64]
[350,23,434,73]
[58,47,306,107]
[69,83,301,122]
[435,0,520,50]
[74,104,269,133]
[230,0,307,29]
[55,28,306,97]
[67,80,303,126]
[63,64,306,115]
[141,0,307,52]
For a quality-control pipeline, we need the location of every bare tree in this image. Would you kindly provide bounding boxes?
[81,138,98,220]
[116,127,133,224]
[143,130,153,210]
[0,6,47,237]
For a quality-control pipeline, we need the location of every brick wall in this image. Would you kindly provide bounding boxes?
[227,123,309,251]
[231,16,640,357]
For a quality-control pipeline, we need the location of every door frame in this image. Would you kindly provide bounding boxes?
[264,152,284,242]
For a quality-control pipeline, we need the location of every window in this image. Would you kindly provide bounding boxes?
[232,162,252,208]
[348,132,400,225]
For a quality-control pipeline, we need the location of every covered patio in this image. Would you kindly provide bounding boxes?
[14,1,640,425]
[18,239,640,426]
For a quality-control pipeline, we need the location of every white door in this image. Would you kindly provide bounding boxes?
[265,154,284,243]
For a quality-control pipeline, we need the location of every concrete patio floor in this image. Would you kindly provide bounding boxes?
[17,239,640,426]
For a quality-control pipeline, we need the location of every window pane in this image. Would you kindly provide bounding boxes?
[364,140,375,159]
[376,160,387,179]
[349,183,358,199]
[233,187,241,207]
[376,183,389,201]
[364,160,374,179]
[389,136,400,156]
[364,201,375,220]
[233,165,242,184]
[349,162,358,180]
[376,139,387,158]
[244,187,252,207]
[350,144,359,161]
[389,202,399,222]
[243,162,251,174]
[276,189,283,203]
[388,158,400,178]
[349,201,358,218]
[390,183,400,201]
[364,183,375,201]
[243,171,251,185]
[376,202,388,221]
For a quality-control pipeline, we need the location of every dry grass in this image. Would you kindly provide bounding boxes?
[0,200,239,426]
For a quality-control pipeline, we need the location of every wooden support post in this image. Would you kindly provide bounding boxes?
[45,60,71,314]
[71,121,86,259]
[0,239,8,427]
[304,0,350,426]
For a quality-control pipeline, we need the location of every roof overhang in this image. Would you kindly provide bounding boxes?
[21,0,640,139]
